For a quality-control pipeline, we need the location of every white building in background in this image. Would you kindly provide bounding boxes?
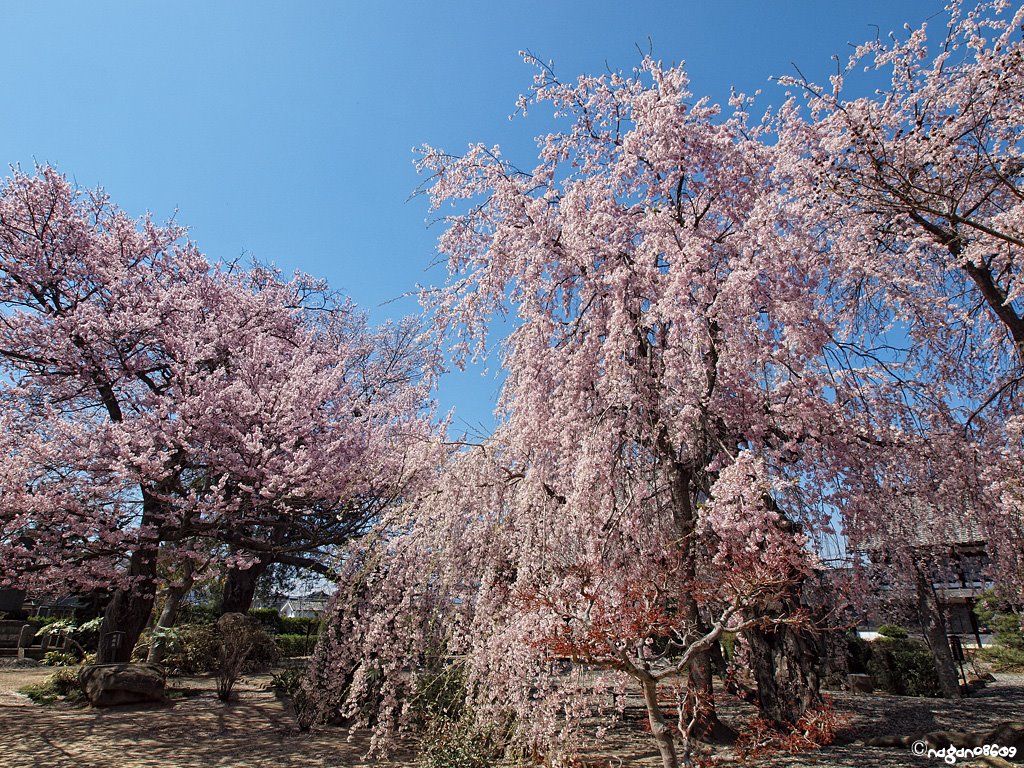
[278,590,331,619]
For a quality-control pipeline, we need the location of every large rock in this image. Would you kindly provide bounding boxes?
[79,663,166,707]
[847,673,874,693]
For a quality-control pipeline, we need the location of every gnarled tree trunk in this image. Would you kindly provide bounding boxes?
[96,490,166,663]
[220,559,270,615]
[744,620,822,726]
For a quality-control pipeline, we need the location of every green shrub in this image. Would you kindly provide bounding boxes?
[275,633,316,657]
[976,645,1024,671]
[245,609,321,636]
[280,616,320,635]
[247,608,284,633]
[243,624,282,670]
[973,591,1024,671]
[413,660,510,768]
[418,717,497,768]
[414,659,468,724]
[975,591,1024,650]
[19,668,83,705]
[153,618,279,676]
[270,666,304,698]
[26,615,64,631]
[41,650,78,667]
[163,623,221,673]
[867,637,941,697]
[876,624,909,639]
[719,631,736,662]
[176,602,218,625]
[270,666,314,724]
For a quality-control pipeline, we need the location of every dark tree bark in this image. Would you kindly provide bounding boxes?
[914,560,962,699]
[744,620,823,727]
[220,560,270,615]
[96,490,166,663]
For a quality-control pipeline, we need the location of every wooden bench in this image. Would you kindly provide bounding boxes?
[0,621,34,658]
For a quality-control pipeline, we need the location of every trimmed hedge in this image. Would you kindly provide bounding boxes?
[275,633,317,657]
[247,608,283,632]
[876,624,909,639]
[247,609,320,637]
[282,616,320,635]
[866,637,941,697]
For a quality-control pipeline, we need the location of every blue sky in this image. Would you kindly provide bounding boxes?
[0,1,941,434]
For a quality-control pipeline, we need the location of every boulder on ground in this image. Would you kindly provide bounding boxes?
[847,673,874,693]
[79,663,166,707]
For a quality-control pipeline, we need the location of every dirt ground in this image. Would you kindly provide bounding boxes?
[0,665,403,768]
[1,663,1021,768]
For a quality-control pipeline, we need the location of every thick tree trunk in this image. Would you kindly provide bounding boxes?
[96,587,154,663]
[96,490,164,663]
[220,560,269,615]
[914,562,962,699]
[745,622,823,727]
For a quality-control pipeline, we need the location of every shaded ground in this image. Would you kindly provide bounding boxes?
[569,673,1024,767]
[0,666,404,768]
[1,664,1020,767]
[749,675,1024,767]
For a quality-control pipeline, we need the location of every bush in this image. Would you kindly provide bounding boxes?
[215,613,279,701]
[719,631,736,662]
[150,618,279,677]
[162,623,221,674]
[275,633,316,657]
[876,624,909,639]
[867,637,941,697]
[247,608,284,633]
[418,717,497,768]
[19,668,83,705]
[41,650,78,667]
[244,626,282,670]
[269,666,304,698]
[246,609,321,637]
[270,666,314,725]
[413,661,511,768]
[975,591,1024,650]
[977,645,1024,672]
[280,616,320,635]
[26,615,64,631]
[176,602,219,626]
[973,591,1024,672]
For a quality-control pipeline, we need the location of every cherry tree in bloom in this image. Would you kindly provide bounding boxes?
[306,441,820,768]
[184,273,437,617]
[308,57,843,768]
[774,0,1024,598]
[0,167,436,661]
